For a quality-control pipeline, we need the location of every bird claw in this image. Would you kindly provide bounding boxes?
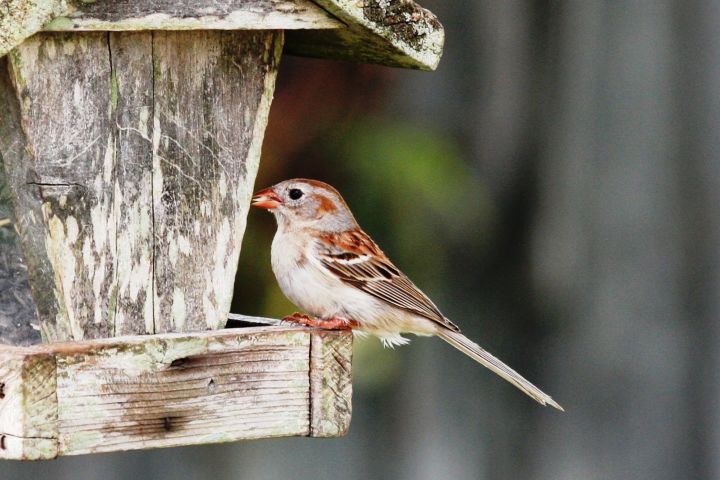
[282,312,354,331]
[282,312,315,326]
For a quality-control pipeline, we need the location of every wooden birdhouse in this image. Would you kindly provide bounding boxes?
[0,0,444,460]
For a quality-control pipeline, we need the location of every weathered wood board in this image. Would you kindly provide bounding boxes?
[0,0,443,71]
[0,325,353,460]
[286,0,444,71]
[0,31,283,342]
[43,0,342,31]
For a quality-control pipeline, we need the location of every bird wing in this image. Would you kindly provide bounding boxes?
[314,229,460,332]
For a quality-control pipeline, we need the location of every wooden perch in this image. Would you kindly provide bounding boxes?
[0,323,353,460]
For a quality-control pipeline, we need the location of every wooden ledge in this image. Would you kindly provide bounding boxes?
[0,324,352,460]
[286,0,444,70]
[0,0,443,70]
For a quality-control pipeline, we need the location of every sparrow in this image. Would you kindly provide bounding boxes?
[252,178,563,410]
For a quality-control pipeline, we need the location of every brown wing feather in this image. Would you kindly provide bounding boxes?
[316,230,460,332]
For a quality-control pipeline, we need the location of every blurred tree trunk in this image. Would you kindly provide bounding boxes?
[390,2,542,480]
[531,1,705,479]
[678,2,720,478]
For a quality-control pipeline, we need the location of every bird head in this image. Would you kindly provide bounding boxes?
[252,179,357,232]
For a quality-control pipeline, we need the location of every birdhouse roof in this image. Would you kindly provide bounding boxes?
[0,0,444,70]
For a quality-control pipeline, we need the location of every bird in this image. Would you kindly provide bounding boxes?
[252,178,563,410]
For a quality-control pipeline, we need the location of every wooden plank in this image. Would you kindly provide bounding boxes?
[3,33,117,342]
[43,0,342,32]
[0,349,58,460]
[0,31,282,341]
[309,330,352,437]
[2,0,442,71]
[0,324,353,459]
[110,31,154,336]
[151,31,283,333]
[0,56,57,345]
[54,326,311,455]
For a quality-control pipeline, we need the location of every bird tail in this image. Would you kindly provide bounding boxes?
[436,329,564,411]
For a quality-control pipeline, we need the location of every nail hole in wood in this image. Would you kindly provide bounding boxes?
[207,378,216,393]
[163,417,172,432]
[170,358,188,368]
[0,435,6,450]
[0,382,5,399]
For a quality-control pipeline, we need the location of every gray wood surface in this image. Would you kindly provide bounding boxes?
[1,0,443,71]
[151,30,282,333]
[0,324,353,460]
[0,31,282,342]
[43,0,341,31]
[0,158,41,346]
[0,0,67,58]
[111,31,155,336]
[309,330,352,437]
[0,348,57,460]
[285,0,444,70]
[0,34,114,343]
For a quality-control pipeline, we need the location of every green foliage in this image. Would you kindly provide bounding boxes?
[336,120,494,288]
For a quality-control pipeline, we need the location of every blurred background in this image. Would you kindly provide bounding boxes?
[5,0,720,479]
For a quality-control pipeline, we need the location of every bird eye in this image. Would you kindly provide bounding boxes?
[289,188,303,200]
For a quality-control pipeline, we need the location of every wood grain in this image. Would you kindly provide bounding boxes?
[0,31,283,341]
[43,0,342,32]
[4,33,117,342]
[0,349,58,460]
[151,30,282,333]
[286,0,445,71]
[309,330,352,437]
[2,0,443,71]
[0,325,353,459]
[110,31,155,336]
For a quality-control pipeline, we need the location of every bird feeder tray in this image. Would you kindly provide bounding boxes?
[0,321,352,460]
[0,0,443,459]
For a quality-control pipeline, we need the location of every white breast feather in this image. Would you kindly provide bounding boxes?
[271,230,436,346]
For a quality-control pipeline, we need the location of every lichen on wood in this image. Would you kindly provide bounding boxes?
[286,0,444,70]
[0,0,72,59]
[1,0,443,71]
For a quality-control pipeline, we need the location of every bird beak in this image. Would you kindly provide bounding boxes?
[252,187,282,209]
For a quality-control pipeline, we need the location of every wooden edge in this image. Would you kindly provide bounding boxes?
[0,0,69,59]
[12,324,308,355]
[0,324,354,459]
[42,0,343,32]
[1,0,442,71]
[309,330,353,437]
[0,350,58,460]
[285,0,444,70]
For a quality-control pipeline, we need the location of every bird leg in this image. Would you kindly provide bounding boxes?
[282,312,355,331]
[282,312,315,326]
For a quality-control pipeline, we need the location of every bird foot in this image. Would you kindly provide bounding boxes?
[282,312,355,331]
